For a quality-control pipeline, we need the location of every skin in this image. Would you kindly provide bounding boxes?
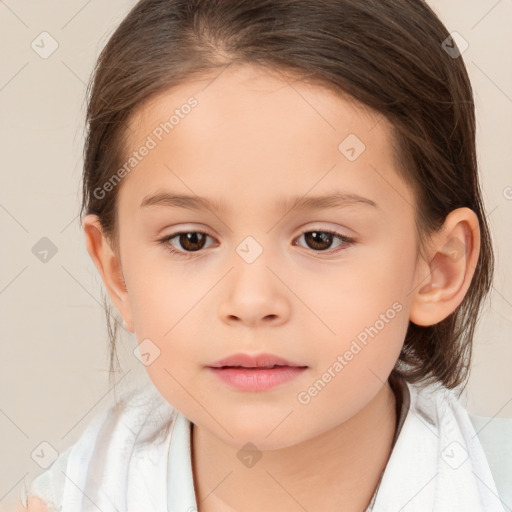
[27,63,479,512]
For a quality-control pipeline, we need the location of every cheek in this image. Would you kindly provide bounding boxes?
[301,241,414,381]
[122,244,197,332]
[127,267,205,407]
[123,252,208,362]
[310,242,414,333]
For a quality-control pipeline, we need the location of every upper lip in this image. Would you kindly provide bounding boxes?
[207,352,307,369]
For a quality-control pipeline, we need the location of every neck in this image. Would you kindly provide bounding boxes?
[191,380,398,512]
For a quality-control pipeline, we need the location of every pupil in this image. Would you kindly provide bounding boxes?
[180,232,206,251]
[305,231,332,250]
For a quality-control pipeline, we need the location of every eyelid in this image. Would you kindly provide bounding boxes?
[294,227,356,253]
[157,223,356,258]
[158,229,217,257]
[298,223,355,239]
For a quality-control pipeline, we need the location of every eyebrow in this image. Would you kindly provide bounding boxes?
[140,190,379,214]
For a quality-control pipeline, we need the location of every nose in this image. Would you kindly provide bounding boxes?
[218,254,291,328]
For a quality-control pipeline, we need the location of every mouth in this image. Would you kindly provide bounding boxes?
[215,364,293,369]
[207,352,307,369]
[206,353,308,391]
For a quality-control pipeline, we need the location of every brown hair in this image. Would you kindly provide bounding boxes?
[80,0,494,391]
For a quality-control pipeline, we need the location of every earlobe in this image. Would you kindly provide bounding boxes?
[409,208,480,327]
[82,214,135,333]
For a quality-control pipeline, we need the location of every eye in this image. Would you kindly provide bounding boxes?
[158,228,355,258]
[294,229,355,254]
[158,231,216,257]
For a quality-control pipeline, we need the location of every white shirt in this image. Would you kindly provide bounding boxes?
[23,377,512,512]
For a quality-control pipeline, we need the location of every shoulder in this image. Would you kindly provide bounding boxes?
[406,378,512,510]
[21,445,71,512]
[23,378,177,511]
[19,496,50,512]
[468,412,512,511]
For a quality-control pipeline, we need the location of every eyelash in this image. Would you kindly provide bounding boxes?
[157,228,356,258]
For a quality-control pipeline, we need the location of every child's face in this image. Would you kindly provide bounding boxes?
[113,63,421,447]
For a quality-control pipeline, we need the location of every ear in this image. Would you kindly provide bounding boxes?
[82,214,135,333]
[409,207,481,326]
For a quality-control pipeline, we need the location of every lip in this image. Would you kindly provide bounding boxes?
[206,352,308,392]
[207,352,305,369]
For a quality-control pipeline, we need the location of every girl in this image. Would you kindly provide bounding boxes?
[22,0,511,511]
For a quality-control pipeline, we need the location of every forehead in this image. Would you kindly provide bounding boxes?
[128,64,390,144]
[118,63,412,218]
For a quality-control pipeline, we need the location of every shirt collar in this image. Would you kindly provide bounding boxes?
[166,377,411,512]
[167,410,198,511]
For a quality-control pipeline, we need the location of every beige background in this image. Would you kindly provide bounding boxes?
[1,0,511,509]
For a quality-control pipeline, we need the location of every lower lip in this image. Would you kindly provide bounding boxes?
[207,366,307,391]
